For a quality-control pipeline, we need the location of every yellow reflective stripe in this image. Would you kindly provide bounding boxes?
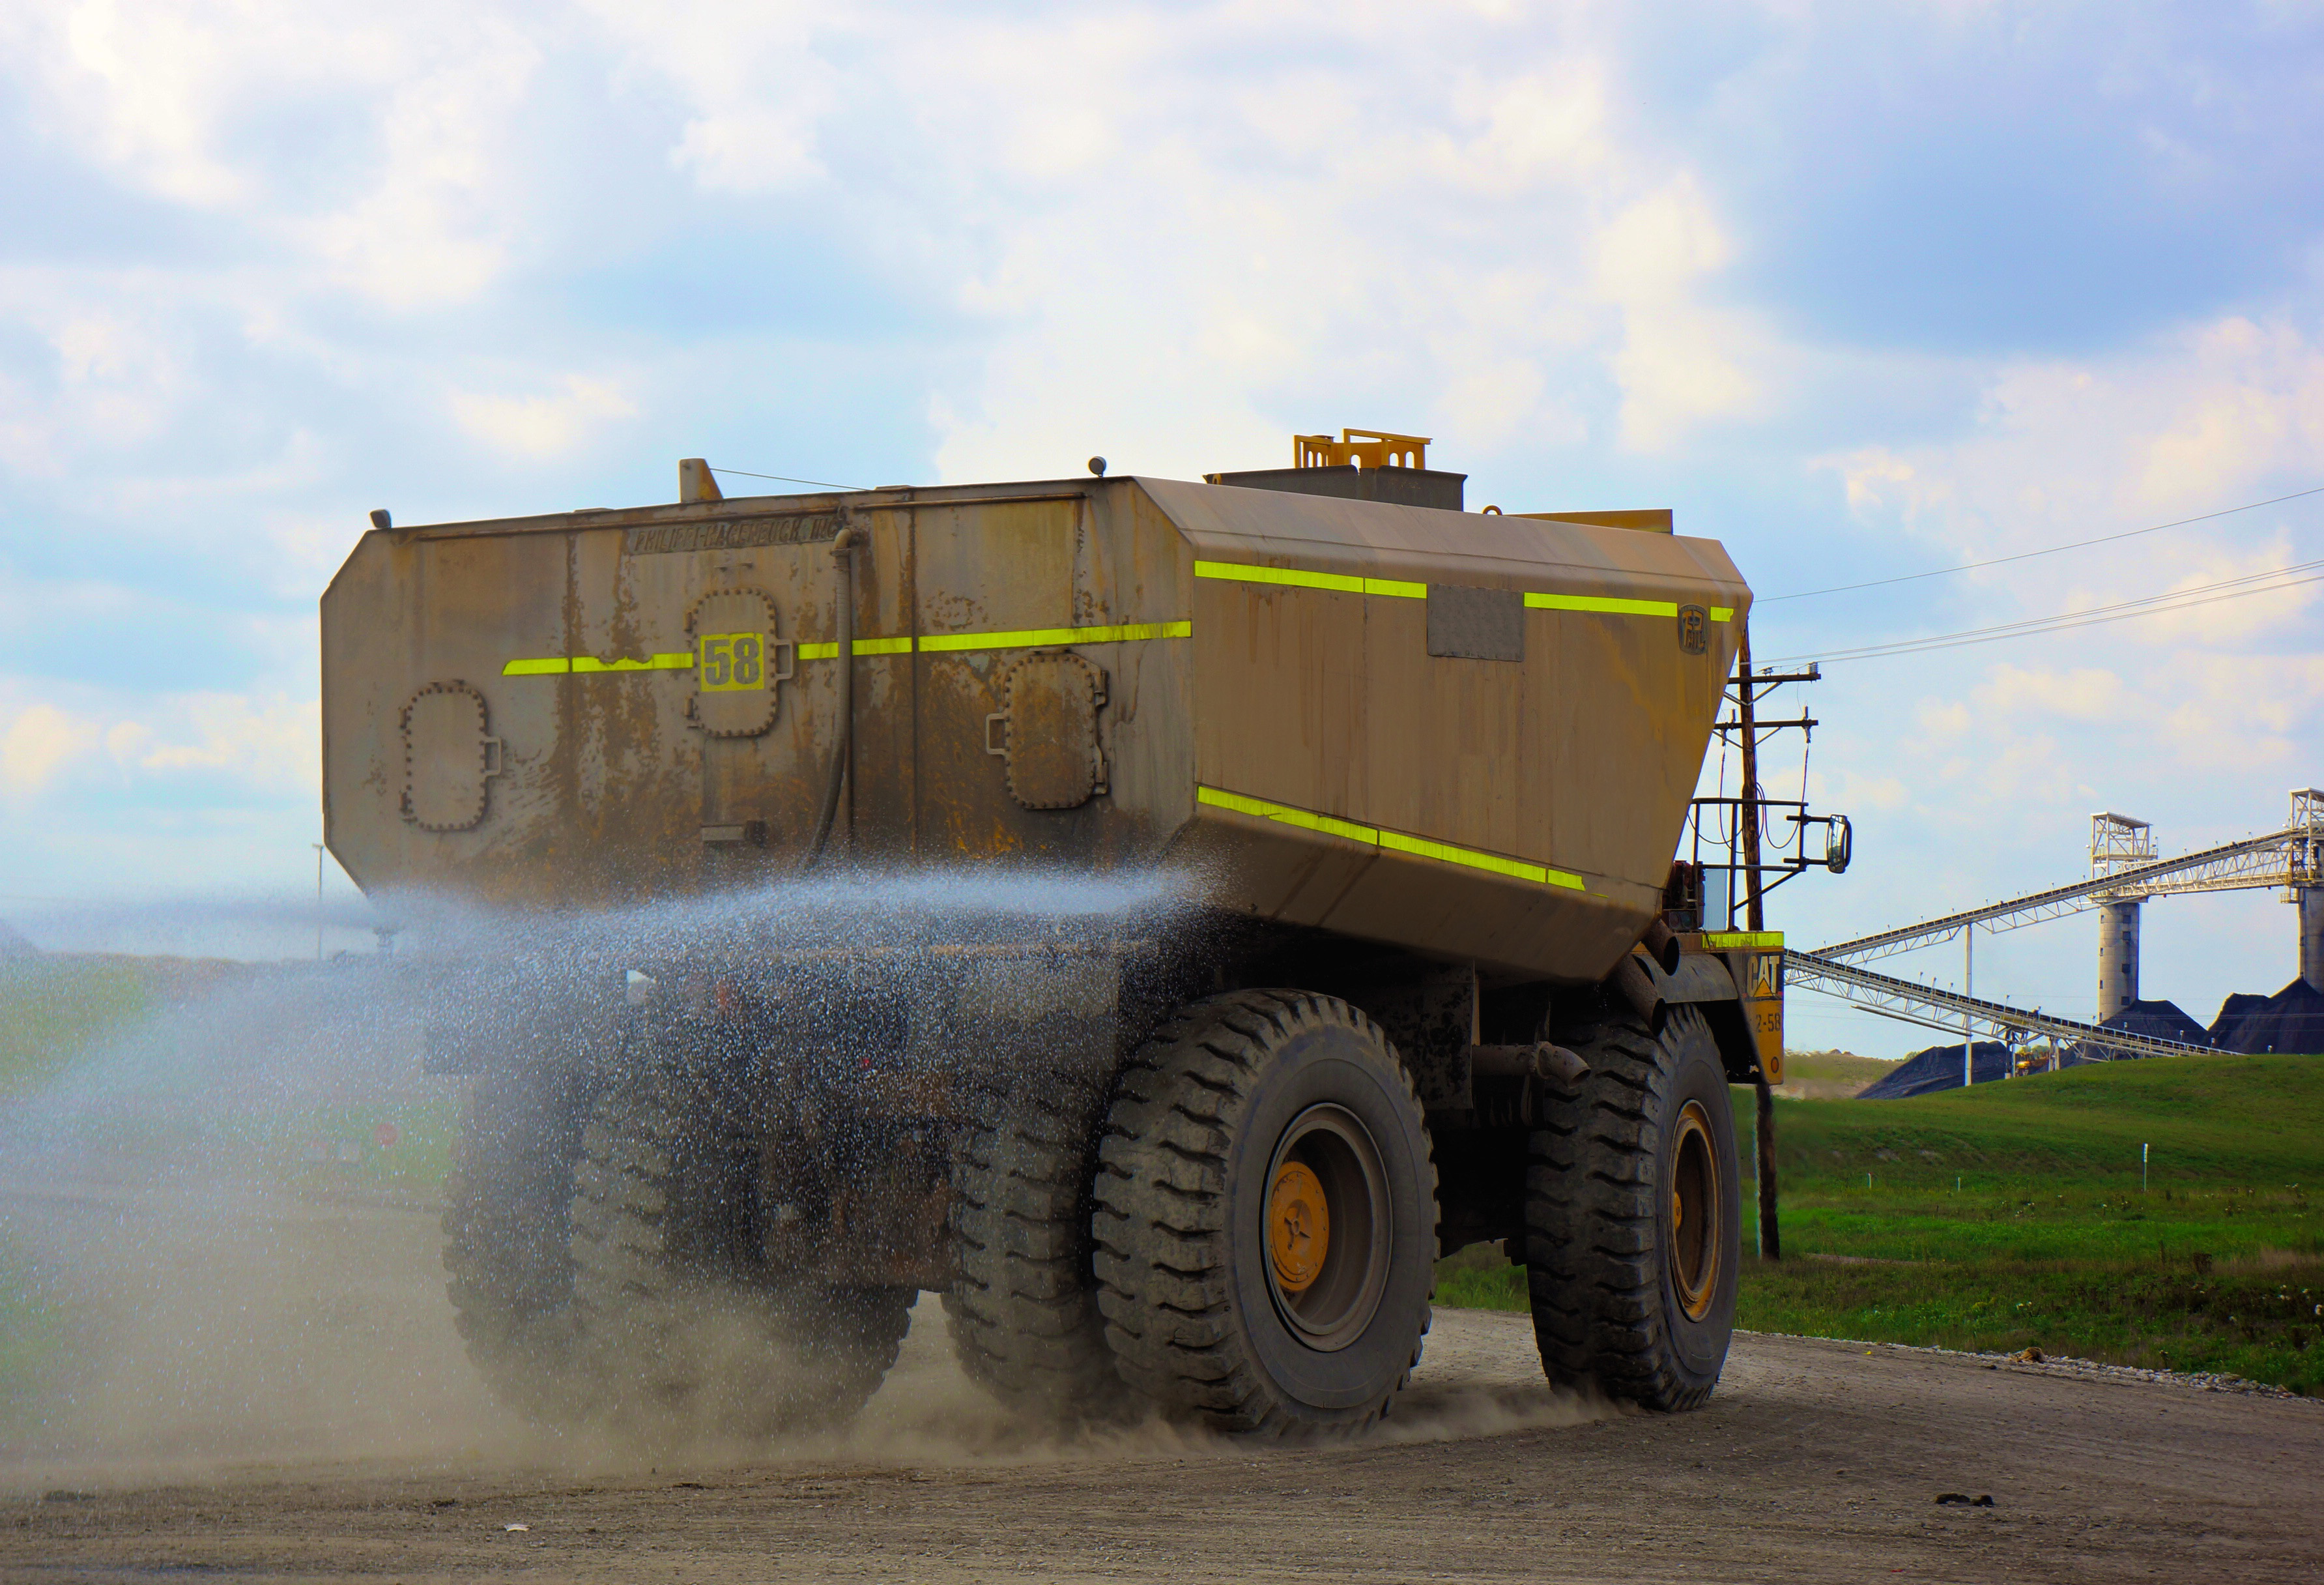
[919,619,1192,653]
[1196,785,1378,845]
[796,637,912,660]
[511,622,1190,673]
[1201,560,1719,620]
[505,652,695,675]
[1196,785,1586,891]
[1196,559,1429,599]
[1699,930,1783,950]
[570,652,695,673]
[1196,559,1364,594]
[1524,592,1679,618]
[1377,830,1581,888]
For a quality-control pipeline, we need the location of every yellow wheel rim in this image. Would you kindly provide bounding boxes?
[1669,1099,1722,1322]
[1268,1160,1330,1294]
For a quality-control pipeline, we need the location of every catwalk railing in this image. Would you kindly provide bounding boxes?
[1813,824,2321,966]
[1784,950,2215,1060]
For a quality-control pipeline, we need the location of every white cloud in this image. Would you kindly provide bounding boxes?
[1593,176,1764,452]
[1,702,101,796]
[32,0,263,206]
[1818,314,2324,560]
[448,375,638,459]
[558,1,1771,478]
[2159,652,2324,767]
[1970,663,2133,724]
[0,685,317,802]
[296,22,541,307]
[130,691,317,792]
[9,0,538,306]
[581,0,839,193]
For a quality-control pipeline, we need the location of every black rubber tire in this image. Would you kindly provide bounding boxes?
[1091,991,1437,1438]
[568,1061,914,1442]
[441,1066,596,1422]
[1525,1000,1740,1411]
[943,1062,1128,1420]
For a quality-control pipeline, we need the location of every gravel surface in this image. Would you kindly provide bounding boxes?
[6,1305,2321,1583]
[3,1180,2319,1582]
[1749,1330,2324,1401]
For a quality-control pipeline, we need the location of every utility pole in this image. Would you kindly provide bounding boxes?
[312,843,324,961]
[1963,925,1974,1089]
[1736,629,1781,1260]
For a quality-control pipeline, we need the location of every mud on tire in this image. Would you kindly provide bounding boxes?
[1524,1000,1740,1412]
[943,1064,1128,1420]
[1091,991,1437,1438]
[568,1060,913,1442]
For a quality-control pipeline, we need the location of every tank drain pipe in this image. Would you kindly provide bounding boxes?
[803,519,865,872]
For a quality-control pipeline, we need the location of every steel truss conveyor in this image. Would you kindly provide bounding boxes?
[1814,797,2322,967]
[1782,949,2211,1060]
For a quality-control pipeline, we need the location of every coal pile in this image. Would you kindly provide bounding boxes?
[2068,998,2210,1062]
[2209,980,2324,1054]
[1856,1040,2013,1098]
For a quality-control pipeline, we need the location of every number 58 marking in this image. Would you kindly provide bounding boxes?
[699,632,767,692]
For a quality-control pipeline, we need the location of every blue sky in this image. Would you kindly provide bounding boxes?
[1,0,2319,1052]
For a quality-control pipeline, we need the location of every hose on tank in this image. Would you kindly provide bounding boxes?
[803,521,864,871]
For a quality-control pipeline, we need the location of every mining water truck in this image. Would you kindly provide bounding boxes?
[321,432,1784,1440]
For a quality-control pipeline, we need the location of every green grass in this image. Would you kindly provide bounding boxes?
[268,1098,461,1195]
[1435,1240,1530,1311]
[0,959,156,1099]
[1434,1053,2324,1393]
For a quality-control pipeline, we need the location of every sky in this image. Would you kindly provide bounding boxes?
[0,0,2319,1052]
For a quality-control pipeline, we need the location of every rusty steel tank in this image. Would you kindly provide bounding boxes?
[323,433,1783,1441]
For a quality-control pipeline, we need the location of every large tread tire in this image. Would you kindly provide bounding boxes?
[1525,1000,1740,1412]
[441,1067,595,1422]
[943,1064,1128,1420]
[1091,991,1437,1440]
[569,1062,913,1442]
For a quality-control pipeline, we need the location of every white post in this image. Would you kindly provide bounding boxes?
[2143,1142,2149,1194]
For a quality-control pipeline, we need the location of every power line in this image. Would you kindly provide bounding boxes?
[1759,484,2324,603]
[1769,557,2324,665]
[706,465,870,492]
[1778,566,2324,665]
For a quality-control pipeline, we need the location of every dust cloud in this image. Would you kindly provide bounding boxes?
[0,871,1606,1492]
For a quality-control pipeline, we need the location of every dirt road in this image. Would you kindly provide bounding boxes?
[7,1295,2319,1584]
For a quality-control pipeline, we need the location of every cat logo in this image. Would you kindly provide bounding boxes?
[1677,604,1709,656]
[1746,952,1783,1000]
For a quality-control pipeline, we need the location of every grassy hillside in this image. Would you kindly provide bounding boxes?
[1769,1053,2324,1191]
[1772,1047,1898,1100]
[1437,1054,2324,1393]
